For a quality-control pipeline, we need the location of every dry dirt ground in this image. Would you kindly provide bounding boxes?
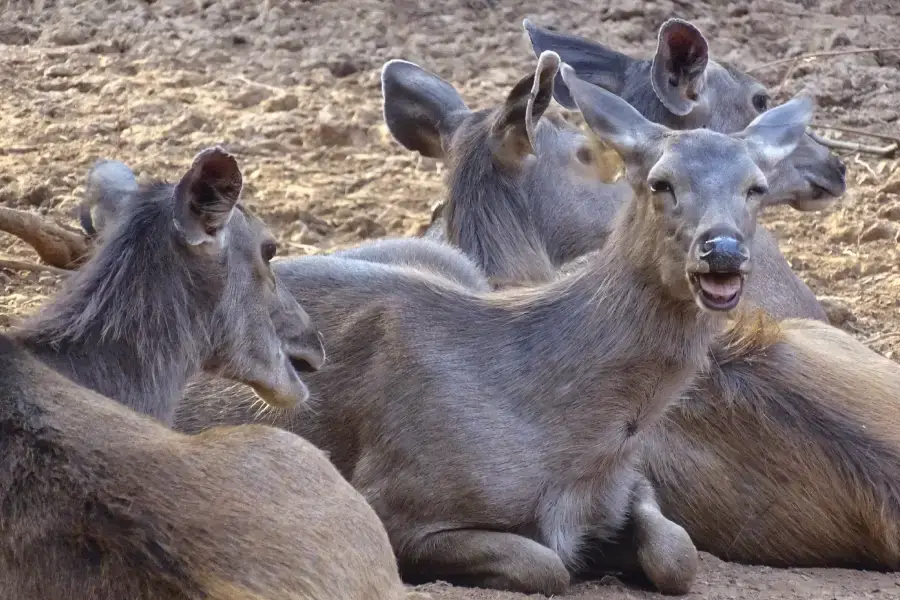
[2,1,900,598]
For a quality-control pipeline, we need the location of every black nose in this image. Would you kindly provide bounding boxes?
[699,231,748,273]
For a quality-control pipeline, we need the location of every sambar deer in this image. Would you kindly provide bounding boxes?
[384,33,900,571]
[175,64,814,595]
[385,18,843,322]
[0,148,419,600]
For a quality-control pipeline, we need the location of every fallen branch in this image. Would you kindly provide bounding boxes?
[808,131,898,158]
[0,206,91,269]
[813,123,900,144]
[748,46,900,73]
[0,257,69,276]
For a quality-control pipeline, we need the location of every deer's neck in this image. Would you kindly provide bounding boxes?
[445,141,556,285]
[18,326,202,425]
[497,197,722,417]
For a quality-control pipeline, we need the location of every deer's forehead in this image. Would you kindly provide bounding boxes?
[654,134,761,191]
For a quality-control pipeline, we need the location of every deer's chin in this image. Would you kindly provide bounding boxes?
[689,273,745,312]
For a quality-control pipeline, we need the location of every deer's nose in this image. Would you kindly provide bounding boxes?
[698,230,749,274]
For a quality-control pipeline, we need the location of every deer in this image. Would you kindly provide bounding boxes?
[0,147,421,600]
[173,62,814,596]
[384,18,844,322]
[382,40,900,570]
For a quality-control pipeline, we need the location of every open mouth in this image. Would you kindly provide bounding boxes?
[690,273,745,312]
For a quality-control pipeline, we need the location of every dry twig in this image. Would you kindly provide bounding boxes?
[0,257,68,276]
[808,132,898,158]
[748,46,900,73]
[814,124,900,144]
[864,331,900,346]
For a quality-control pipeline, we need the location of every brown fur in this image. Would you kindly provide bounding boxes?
[0,338,413,599]
[0,149,416,599]
[643,314,900,568]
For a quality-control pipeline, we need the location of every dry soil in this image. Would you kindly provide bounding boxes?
[2,1,900,598]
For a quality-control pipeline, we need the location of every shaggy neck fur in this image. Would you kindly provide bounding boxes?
[15,185,218,424]
[444,112,556,286]
[488,189,722,425]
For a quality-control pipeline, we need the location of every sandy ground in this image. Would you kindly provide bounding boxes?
[2,1,900,598]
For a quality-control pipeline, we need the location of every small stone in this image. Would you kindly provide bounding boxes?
[878,205,900,221]
[327,57,364,78]
[879,176,900,196]
[41,24,95,46]
[263,94,299,112]
[827,31,852,49]
[22,183,52,207]
[859,221,898,243]
[231,88,270,109]
[817,296,856,327]
[0,24,40,46]
[827,224,860,244]
[43,64,76,78]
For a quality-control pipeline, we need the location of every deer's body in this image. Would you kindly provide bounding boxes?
[177,60,813,595]
[381,20,900,571]
[645,315,900,568]
[0,149,413,600]
[0,338,408,600]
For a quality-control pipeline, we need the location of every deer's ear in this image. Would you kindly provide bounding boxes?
[80,159,139,237]
[490,50,560,161]
[173,147,243,246]
[381,59,470,159]
[738,95,814,171]
[650,19,710,117]
[523,18,635,110]
[561,64,666,162]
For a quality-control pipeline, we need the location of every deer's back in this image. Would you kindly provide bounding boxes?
[644,318,900,568]
[0,337,405,600]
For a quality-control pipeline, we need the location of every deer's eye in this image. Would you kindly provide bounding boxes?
[261,241,277,262]
[649,180,673,194]
[576,146,594,164]
[748,184,768,197]
[752,93,769,113]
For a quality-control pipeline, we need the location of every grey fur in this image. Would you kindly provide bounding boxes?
[175,77,811,596]
[17,147,325,424]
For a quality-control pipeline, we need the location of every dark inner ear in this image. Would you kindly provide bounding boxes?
[193,151,242,208]
[174,148,242,243]
[651,19,709,116]
[665,24,709,81]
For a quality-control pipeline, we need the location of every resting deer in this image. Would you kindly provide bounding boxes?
[386,18,843,323]
[174,64,813,595]
[0,148,418,600]
[384,39,900,570]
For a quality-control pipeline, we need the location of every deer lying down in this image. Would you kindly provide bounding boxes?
[384,46,900,569]
[642,312,900,569]
[175,68,814,596]
[1,148,416,600]
[384,18,843,322]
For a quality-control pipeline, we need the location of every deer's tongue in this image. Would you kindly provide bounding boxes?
[697,273,742,300]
